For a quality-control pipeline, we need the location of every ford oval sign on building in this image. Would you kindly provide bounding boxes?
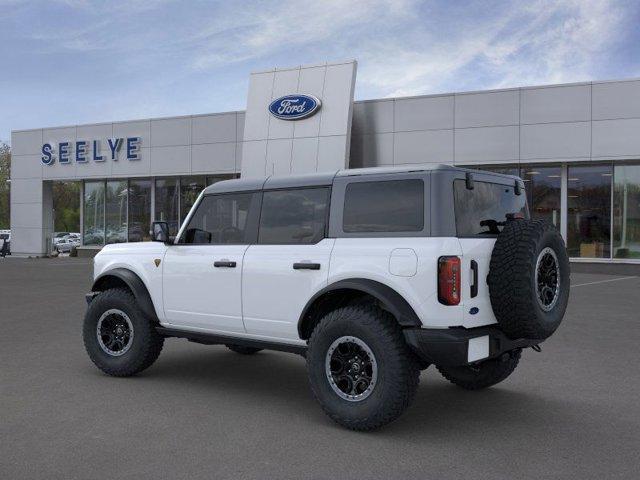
[268,94,321,120]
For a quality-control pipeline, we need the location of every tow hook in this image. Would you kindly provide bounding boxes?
[531,344,542,352]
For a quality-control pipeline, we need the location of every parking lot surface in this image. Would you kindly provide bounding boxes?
[1,257,639,480]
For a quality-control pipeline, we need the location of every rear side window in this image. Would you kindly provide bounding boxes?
[454,180,528,236]
[259,188,330,244]
[180,192,257,244]
[343,180,424,232]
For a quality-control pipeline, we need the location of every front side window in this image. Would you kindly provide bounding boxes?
[454,180,528,236]
[343,180,424,233]
[259,188,329,244]
[180,193,256,245]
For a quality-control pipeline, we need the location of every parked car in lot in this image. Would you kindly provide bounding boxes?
[52,232,70,247]
[55,237,81,253]
[0,229,10,257]
[82,165,570,430]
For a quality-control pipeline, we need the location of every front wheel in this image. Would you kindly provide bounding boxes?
[83,288,164,377]
[436,349,521,390]
[306,304,420,431]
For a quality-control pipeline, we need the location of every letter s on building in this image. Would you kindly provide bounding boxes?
[41,143,55,165]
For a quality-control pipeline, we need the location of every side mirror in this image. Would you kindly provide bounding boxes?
[151,221,171,244]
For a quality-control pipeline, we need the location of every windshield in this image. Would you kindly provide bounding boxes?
[454,179,528,236]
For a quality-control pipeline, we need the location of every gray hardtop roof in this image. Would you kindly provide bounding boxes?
[202,164,521,194]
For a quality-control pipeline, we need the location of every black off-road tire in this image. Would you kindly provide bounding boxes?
[437,349,521,390]
[83,288,164,377]
[488,219,570,340]
[306,304,420,431]
[226,344,262,355]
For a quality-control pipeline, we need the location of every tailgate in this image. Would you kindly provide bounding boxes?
[458,238,499,328]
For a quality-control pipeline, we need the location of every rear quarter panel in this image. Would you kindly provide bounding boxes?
[328,237,470,328]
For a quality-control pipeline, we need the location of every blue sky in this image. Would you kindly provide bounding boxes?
[1,0,639,143]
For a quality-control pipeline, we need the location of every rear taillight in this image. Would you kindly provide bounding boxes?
[438,256,461,305]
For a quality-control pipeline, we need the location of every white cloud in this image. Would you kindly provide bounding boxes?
[184,0,630,97]
[190,0,416,70]
[356,0,627,97]
[14,0,630,96]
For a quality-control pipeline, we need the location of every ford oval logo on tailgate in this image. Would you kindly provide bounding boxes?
[268,94,321,120]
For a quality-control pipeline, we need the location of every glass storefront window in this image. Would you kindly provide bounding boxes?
[128,179,152,242]
[477,165,521,177]
[180,176,206,221]
[613,165,640,259]
[567,165,612,258]
[521,166,562,230]
[105,180,128,244]
[155,178,180,237]
[83,181,105,246]
[206,174,235,186]
[53,181,80,233]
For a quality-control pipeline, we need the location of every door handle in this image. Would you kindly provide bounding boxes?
[470,260,478,298]
[214,260,236,268]
[293,262,321,270]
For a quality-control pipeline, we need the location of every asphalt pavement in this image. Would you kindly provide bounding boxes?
[1,257,639,480]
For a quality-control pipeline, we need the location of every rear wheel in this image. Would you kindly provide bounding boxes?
[83,288,164,377]
[307,304,420,431]
[226,344,262,355]
[437,349,521,390]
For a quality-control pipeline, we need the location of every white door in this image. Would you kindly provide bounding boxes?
[162,191,260,334]
[163,244,248,333]
[242,240,334,340]
[242,187,332,341]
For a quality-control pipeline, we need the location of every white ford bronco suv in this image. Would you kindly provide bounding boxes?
[83,164,570,430]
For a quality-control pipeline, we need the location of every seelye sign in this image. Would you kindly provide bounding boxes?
[268,94,321,120]
[41,137,141,165]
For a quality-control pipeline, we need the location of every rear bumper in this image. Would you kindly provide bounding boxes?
[403,326,541,367]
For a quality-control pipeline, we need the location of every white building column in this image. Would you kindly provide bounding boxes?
[9,177,51,256]
[10,130,47,256]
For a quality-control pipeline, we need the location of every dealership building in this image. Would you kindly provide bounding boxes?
[9,59,640,263]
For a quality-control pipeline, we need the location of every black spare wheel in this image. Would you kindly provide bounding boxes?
[488,219,570,340]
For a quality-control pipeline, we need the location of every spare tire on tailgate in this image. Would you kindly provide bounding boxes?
[488,219,570,340]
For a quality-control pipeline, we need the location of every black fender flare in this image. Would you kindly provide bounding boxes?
[297,278,423,338]
[92,268,159,322]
